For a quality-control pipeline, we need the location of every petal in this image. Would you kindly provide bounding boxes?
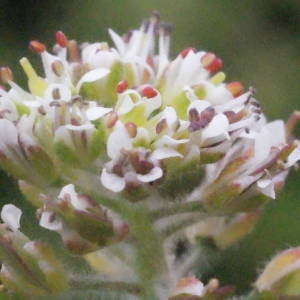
[201,114,229,142]
[0,119,18,145]
[285,148,300,168]
[266,120,286,146]
[136,166,163,182]
[151,147,183,159]
[160,106,177,127]
[75,68,110,93]
[85,107,113,121]
[255,126,271,164]
[101,168,125,192]
[187,100,210,117]
[155,135,189,148]
[143,90,162,118]
[65,123,94,130]
[1,204,22,231]
[107,130,132,159]
[39,211,63,231]
[257,179,275,199]
[108,29,126,56]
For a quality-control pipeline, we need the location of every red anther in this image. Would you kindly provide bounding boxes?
[180,47,196,59]
[0,67,13,83]
[142,86,157,99]
[226,81,244,98]
[116,79,128,94]
[55,31,68,48]
[201,52,222,73]
[124,122,137,138]
[29,40,46,54]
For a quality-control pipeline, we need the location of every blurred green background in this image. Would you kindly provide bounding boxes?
[0,0,300,295]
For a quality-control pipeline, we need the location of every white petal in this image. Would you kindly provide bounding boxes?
[257,179,275,199]
[85,107,113,121]
[0,119,18,145]
[59,184,77,199]
[75,68,110,93]
[201,114,229,142]
[107,130,132,159]
[101,168,125,192]
[44,83,72,102]
[187,100,210,117]
[160,106,177,127]
[108,29,126,56]
[143,90,162,118]
[1,204,22,231]
[285,148,300,168]
[156,135,189,148]
[255,126,271,164]
[39,211,63,231]
[65,123,94,130]
[151,147,183,160]
[116,93,136,115]
[136,167,163,182]
[266,120,286,146]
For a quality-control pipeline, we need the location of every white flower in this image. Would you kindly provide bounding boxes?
[1,204,22,232]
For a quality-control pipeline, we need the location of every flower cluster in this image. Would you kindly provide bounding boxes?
[0,11,299,300]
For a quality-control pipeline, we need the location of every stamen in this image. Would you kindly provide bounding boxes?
[156,118,167,134]
[285,111,300,139]
[105,111,118,128]
[52,88,61,100]
[201,52,222,73]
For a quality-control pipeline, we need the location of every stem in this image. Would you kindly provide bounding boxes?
[157,213,205,237]
[69,278,141,296]
[149,201,207,222]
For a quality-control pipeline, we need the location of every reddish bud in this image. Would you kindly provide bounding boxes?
[29,40,46,54]
[226,81,244,98]
[124,122,137,138]
[180,47,196,59]
[115,79,128,94]
[201,52,222,73]
[55,31,68,48]
[142,86,157,99]
[0,67,13,83]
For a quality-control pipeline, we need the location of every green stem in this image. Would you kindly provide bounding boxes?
[149,200,207,222]
[69,278,141,296]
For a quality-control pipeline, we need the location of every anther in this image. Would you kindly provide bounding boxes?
[116,79,128,94]
[49,101,61,107]
[29,40,46,54]
[68,40,80,62]
[201,52,222,74]
[55,31,68,48]
[52,88,61,100]
[156,119,167,134]
[180,48,196,59]
[0,67,13,83]
[142,86,158,98]
[105,111,118,128]
[226,81,243,98]
[38,106,46,116]
[125,122,137,138]
[51,60,65,77]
